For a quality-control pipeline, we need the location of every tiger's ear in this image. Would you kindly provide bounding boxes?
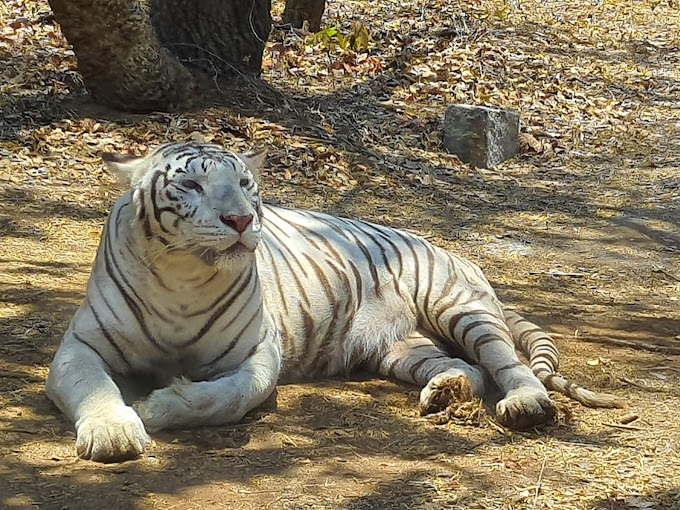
[102,151,149,186]
[240,149,267,184]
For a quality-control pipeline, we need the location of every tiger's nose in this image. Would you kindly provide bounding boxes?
[219,214,253,234]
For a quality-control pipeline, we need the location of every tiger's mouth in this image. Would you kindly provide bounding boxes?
[195,242,255,266]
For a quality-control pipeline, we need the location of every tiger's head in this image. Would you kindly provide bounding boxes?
[104,142,265,268]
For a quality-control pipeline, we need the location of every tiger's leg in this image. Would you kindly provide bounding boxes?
[134,327,282,432]
[369,330,490,415]
[437,309,556,429]
[46,338,150,462]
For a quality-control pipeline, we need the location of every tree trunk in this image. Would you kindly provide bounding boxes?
[282,0,325,32]
[151,0,271,77]
[48,0,272,113]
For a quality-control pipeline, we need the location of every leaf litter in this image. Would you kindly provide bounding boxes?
[1,0,680,509]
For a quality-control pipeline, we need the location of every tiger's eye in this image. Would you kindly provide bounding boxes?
[239,178,249,187]
[182,179,203,192]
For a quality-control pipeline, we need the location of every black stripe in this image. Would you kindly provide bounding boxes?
[145,260,171,291]
[72,332,117,372]
[218,272,261,333]
[135,188,154,240]
[407,357,430,381]
[419,243,438,332]
[136,188,146,221]
[401,234,421,304]
[180,265,255,347]
[436,287,490,331]
[313,214,353,240]
[351,221,401,294]
[113,200,131,240]
[262,212,292,239]
[160,145,192,159]
[494,361,524,375]
[86,300,131,368]
[202,304,262,367]
[409,342,439,351]
[150,169,176,234]
[263,229,311,309]
[346,228,382,299]
[268,207,346,263]
[92,275,123,324]
[183,153,203,167]
[408,355,451,382]
[156,205,182,223]
[310,289,355,375]
[200,158,211,173]
[185,265,253,318]
[279,317,295,357]
[446,308,491,344]
[503,311,522,327]
[261,241,289,315]
[357,222,406,280]
[381,355,400,378]
[102,230,168,353]
[165,189,180,202]
[472,333,504,362]
[461,319,504,343]
[515,325,543,344]
[298,257,342,368]
[427,257,458,337]
[347,260,363,309]
[263,220,311,280]
[299,303,316,343]
[304,254,335,301]
[196,269,220,288]
[114,236,171,322]
[305,256,356,372]
[529,345,559,367]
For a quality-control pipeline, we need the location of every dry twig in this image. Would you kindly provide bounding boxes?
[602,422,644,431]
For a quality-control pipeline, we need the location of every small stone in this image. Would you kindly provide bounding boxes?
[442,104,520,168]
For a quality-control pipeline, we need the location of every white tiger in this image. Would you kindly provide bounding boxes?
[46,142,622,462]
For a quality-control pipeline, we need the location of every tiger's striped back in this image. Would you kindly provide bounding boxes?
[258,203,622,410]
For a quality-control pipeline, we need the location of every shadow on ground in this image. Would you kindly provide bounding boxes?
[0,375,627,509]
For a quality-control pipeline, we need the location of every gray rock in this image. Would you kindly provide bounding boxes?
[442,104,520,168]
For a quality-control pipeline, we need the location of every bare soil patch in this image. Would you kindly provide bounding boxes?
[1,0,679,508]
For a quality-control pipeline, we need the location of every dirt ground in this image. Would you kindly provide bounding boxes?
[1,0,680,509]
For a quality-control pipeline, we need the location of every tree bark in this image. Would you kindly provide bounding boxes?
[151,0,271,77]
[282,0,325,32]
[48,0,272,113]
[49,0,195,112]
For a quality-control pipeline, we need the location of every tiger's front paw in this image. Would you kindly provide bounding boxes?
[134,378,214,432]
[134,378,250,432]
[133,385,189,432]
[75,406,150,462]
[496,388,556,430]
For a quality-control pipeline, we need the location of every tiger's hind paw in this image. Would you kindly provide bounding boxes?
[419,371,475,416]
[496,388,556,430]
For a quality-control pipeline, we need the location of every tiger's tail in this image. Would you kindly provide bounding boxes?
[503,308,625,408]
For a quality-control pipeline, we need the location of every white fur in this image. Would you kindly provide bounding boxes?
[47,143,602,463]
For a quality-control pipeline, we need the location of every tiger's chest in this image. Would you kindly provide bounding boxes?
[111,263,263,378]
